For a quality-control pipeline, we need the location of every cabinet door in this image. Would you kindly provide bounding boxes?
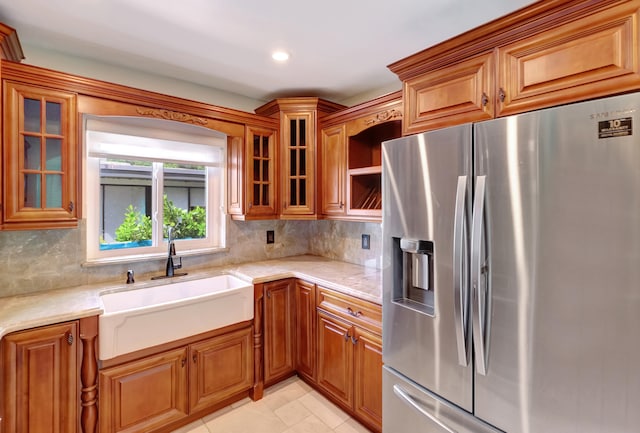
[281,112,315,216]
[403,52,495,134]
[264,279,295,384]
[497,4,640,116]
[317,310,353,407]
[295,280,316,381]
[189,326,253,413]
[99,347,188,433]
[246,126,277,217]
[353,327,382,431]
[2,321,78,433]
[3,81,78,228]
[320,124,346,216]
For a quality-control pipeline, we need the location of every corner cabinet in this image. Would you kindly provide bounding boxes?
[256,98,345,219]
[2,81,78,229]
[390,0,640,134]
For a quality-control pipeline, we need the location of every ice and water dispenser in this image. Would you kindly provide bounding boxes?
[392,237,435,316]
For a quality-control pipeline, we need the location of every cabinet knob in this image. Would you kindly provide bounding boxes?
[66,332,73,345]
[339,202,344,209]
[344,332,350,341]
[181,358,186,367]
[481,92,489,107]
[68,201,74,212]
[193,354,197,363]
[498,88,506,103]
[351,335,359,345]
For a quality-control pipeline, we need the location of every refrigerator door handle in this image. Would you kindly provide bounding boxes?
[471,175,490,376]
[453,175,470,366]
[393,384,459,433]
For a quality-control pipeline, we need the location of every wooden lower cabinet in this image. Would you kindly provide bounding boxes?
[99,325,253,433]
[1,321,78,433]
[317,310,354,407]
[316,309,382,433]
[189,327,253,413]
[263,279,295,385]
[353,327,383,429]
[295,280,316,382]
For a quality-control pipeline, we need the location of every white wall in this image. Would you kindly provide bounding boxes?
[21,44,265,113]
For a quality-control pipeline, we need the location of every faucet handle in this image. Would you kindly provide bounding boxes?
[174,257,182,270]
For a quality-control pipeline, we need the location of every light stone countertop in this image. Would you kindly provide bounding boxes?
[0,255,381,340]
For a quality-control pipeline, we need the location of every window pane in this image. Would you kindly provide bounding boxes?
[45,174,62,208]
[262,136,269,158]
[24,98,41,133]
[24,174,41,208]
[24,136,41,170]
[46,138,62,171]
[290,179,297,206]
[300,149,306,176]
[46,101,62,135]
[99,158,152,250]
[164,164,206,240]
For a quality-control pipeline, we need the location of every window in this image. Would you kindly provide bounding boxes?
[84,116,226,262]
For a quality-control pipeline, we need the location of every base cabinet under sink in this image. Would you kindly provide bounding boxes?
[98,325,253,433]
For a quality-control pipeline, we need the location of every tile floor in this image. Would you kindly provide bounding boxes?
[171,375,373,433]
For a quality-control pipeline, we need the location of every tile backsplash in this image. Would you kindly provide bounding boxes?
[0,219,381,297]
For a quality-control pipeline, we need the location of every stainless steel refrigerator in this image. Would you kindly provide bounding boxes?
[381,92,640,433]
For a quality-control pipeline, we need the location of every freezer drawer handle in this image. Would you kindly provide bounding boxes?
[453,175,471,366]
[471,175,491,376]
[393,384,458,433]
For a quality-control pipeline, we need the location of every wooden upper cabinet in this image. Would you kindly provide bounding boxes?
[2,321,78,433]
[403,52,495,134]
[3,81,78,229]
[497,2,640,116]
[319,92,402,222]
[320,124,347,216]
[256,98,345,219]
[390,0,640,134]
[227,125,278,220]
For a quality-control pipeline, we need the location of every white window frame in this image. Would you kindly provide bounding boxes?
[83,115,227,263]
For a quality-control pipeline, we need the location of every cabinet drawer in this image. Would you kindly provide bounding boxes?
[317,286,381,334]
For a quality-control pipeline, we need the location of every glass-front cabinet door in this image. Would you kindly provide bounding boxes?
[281,111,314,217]
[247,126,277,217]
[3,81,78,228]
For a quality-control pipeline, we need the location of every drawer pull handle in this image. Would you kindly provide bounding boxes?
[347,307,362,318]
[344,332,350,341]
[351,335,359,345]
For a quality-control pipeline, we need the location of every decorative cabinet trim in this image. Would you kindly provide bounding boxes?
[363,108,403,126]
[135,107,208,125]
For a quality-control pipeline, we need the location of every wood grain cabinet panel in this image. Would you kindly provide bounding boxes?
[295,280,316,382]
[403,52,495,134]
[316,310,354,407]
[2,322,78,433]
[263,279,295,384]
[99,347,189,433]
[498,4,640,116]
[320,124,346,216]
[353,327,382,429]
[3,81,78,229]
[189,327,253,413]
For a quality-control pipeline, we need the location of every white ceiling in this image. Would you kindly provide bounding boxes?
[0,0,537,105]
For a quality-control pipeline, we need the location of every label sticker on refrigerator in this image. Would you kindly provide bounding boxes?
[598,117,632,139]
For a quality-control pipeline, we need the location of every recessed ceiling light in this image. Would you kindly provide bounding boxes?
[272,51,290,62]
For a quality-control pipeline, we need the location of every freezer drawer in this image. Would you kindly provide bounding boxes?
[383,366,503,433]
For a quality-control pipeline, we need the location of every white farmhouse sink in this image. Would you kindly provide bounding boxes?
[99,274,253,360]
